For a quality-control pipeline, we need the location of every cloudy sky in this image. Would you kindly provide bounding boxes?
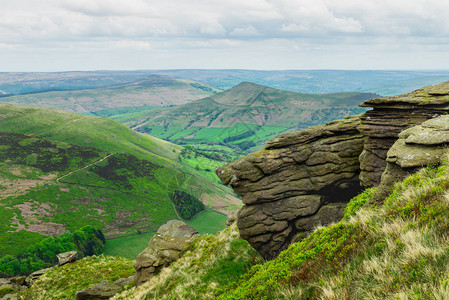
[1,0,449,71]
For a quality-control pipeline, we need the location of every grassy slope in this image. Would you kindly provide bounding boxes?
[0,76,220,113]
[221,161,449,299]
[10,157,449,299]
[17,255,135,300]
[121,82,375,160]
[0,104,239,257]
[109,156,449,299]
[0,132,177,256]
[115,223,264,300]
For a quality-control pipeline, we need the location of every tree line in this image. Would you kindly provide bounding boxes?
[0,226,105,277]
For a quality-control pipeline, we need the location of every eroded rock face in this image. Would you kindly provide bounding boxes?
[373,115,449,203]
[134,220,198,286]
[216,117,365,259]
[358,81,449,187]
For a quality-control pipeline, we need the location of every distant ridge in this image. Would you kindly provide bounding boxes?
[0,75,220,114]
[123,82,377,159]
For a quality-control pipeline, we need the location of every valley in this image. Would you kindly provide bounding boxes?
[0,104,238,263]
[123,82,376,159]
[2,72,449,299]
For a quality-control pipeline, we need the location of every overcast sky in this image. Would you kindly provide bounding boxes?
[1,0,449,71]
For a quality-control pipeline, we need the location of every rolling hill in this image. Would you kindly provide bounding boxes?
[0,70,162,95]
[120,82,377,160]
[0,104,239,259]
[153,69,449,96]
[0,75,219,114]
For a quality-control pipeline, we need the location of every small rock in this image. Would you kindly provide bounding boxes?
[25,268,51,287]
[76,281,121,300]
[57,251,78,266]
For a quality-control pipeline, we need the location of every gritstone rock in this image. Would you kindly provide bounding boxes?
[217,116,365,259]
[358,81,449,187]
[57,251,78,266]
[134,220,199,286]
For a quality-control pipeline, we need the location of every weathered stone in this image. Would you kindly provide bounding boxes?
[57,251,78,266]
[294,202,346,232]
[134,220,198,286]
[76,280,121,300]
[76,277,133,300]
[387,139,445,168]
[25,267,52,286]
[373,115,449,204]
[358,81,449,187]
[216,81,449,260]
[217,116,365,259]
[226,209,240,227]
[0,276,27,294]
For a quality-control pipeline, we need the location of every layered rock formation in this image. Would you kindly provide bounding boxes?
[217,81,449,259]
[134,220,199,286]
[217,117,365,259]
[358,81,449,187]
[373,115,449,202]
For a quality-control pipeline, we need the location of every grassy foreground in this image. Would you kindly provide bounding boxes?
[11,158,449,299]
[114,156,449,299]
[18,255,135,299]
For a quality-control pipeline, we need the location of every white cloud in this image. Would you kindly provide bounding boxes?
[230,25,260,37]
[1,0,449,70]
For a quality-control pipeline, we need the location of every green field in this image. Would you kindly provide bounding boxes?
[186,211,228,235]
[102,232,155,259]
[102,210,228,259]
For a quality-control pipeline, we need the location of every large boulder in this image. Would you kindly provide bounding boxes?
[358,81,449,187]
[134,220,199,286]
[372,115,449,203]
[217,116,365,259]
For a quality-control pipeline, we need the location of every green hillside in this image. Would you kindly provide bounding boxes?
[12,160,449,299]
[109,160,449,299]
[0,75,220,114]
[0,104,240,260]
[121,82,376,159]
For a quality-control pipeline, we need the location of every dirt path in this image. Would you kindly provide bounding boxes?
[172,202,183,221]
[56,153,114,183]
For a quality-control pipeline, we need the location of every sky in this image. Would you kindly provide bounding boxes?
[1,0,449,71]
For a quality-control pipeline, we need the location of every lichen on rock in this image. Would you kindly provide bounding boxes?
[358,81,449,187]
[373,115,449,203]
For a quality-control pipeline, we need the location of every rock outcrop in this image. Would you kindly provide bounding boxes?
[24,268,51,286]
[76,276,134,300]
[217,81,449,259]
[358,81,449,187]
[57,251,78,266]
[217,116,365,259]
[373,115,449,202]
[134,220,199,286]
